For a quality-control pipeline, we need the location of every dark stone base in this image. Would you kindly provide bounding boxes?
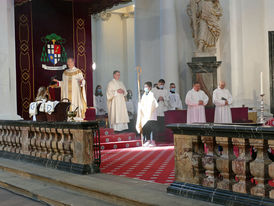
[0,151,100,174]
[192,56,217,62]
[167,181,274,206]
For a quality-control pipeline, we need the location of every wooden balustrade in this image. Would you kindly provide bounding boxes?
[0,120,100,174]
[167,123,274,205]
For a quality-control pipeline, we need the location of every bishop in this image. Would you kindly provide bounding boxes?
[54,58,87,119]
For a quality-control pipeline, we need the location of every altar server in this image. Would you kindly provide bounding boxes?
[185,82,209,124]
[54,58,87,119]
[94,85,107,116]
[152,79,169,116]
[106,70,129,131]
[151,79,169,141]
[169,83,183,110]
[213,81,232,123]
[136,82,158,146]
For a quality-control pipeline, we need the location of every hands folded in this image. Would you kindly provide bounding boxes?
[117,88,125,94]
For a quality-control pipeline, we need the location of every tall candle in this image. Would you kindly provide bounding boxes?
[260,72,264,95]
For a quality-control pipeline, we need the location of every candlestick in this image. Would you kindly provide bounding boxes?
[260,72,263,95]
[258,93,265,124]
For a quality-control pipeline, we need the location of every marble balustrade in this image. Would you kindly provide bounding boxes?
[0,120,100,174]
[168,123,274,203]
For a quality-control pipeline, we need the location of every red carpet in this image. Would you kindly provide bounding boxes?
[100,128,142,150]
[100,146,175,184]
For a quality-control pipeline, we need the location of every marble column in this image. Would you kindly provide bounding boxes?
[160,0,179,91]
[0,0,21,120]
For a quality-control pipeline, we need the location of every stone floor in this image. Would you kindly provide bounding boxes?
[0,187,47,206]
[0,158,220,206]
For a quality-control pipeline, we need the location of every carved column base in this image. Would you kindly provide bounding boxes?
[202,136,216,188]
[202,159,215,187]
[268,140,274,199]
[249,139,271,197]
[174,135,201,184]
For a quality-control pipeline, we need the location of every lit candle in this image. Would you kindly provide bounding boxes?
[260,72,264,95]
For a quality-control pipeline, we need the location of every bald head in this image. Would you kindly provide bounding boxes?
[219,81,226,89]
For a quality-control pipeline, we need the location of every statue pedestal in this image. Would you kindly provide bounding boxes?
[187,57,222,106]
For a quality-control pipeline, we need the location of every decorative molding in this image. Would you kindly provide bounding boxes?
[93,11,112,21]
[120,12,134,19]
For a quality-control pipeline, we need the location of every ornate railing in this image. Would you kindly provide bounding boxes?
[167,123,274,205]
[0,120,100,174]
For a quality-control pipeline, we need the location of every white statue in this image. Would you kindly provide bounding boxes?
[187,0,222,56]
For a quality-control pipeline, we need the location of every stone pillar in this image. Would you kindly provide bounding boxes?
[232,138,251,194]
[160,0,179,91]
[249,139,271,197]
[202,136,216,187]
[71,129,93,165]
[187,57,222,106]
[0,0,21,120]
[216,136,234,190]
[174,134,200,184]
[269,140,274,199]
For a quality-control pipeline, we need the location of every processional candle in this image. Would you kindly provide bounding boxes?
[260,72,264,95]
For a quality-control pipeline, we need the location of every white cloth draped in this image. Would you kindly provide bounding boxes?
[169,92,183,110]
[136,91,158,134]
[38,99,47,113]
[45,101,59,115]
[106,79,129,131]
[185,89,209,124]
[213,87,233,123]
[151,88,169,117]
[29,102,39,117]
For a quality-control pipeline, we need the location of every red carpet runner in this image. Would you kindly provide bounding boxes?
[100,146,175,184]
[100,128,142,150]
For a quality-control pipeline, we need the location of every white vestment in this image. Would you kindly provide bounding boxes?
[136,91,158,134]
[93,95,107,115]
[169,92,183,110]
[213,87,232,123]
[185,89,209,124]
[59,67,87,119]
[106,79,129,131]
[151,87,169,117]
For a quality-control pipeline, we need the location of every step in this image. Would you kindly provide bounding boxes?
[100,133,138,143]
[0,169,114,206]
[100,140,142,150]
[0,158,216,206]
[100,128,115,136]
